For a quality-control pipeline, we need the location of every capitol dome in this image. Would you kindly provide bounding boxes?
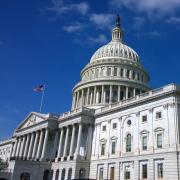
[71,15,151,110]
[90,35,139,63]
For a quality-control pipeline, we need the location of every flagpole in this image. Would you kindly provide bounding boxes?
[39,85,45,113]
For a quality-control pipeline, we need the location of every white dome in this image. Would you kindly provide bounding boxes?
[90,41,140,63]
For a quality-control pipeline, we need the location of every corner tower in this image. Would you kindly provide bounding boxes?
[72,15,150,110]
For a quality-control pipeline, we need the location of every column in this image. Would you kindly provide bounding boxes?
[69,124,76,157]
[86,87,90,105]
[126,86,129,99]
[32,131,39,159]
[76,123,82,157]
[118,85,121,101]
[19,135,25,158]
[15,137,20,157]
[93,86,97,104]
[63,126,70,157]
[110,85,112,103]
[52,131,59,158]
[23,134,30,159]
[27,132,35,159]
[41,128,49,160]
[57,128,64,159]
[11,139,18,157]
[72,93,76,110]
[101,85,104,104]
[133,88,136,97]
[76,91,79,108]
[36,130,44,159]
[90,91,93,105]
[81,89,84,106]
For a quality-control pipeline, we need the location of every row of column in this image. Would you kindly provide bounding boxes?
[72,85,143,109]
[11,128,49,161]
[56,123,83,161]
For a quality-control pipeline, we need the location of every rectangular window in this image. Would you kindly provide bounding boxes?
[125,167,130,180]
[121,68,124,77]
[102,125,106,131]
[126,70,130,78]
[142,115,147,123]
[114,67,117,76]
[107,67,111,76]
[142,136,147,150]
[157,163,163,178]
[110,167,115,180]
[111,141,116,154]
[142,164,147,179]
[156,112,162,119]
[99,167,103,180]
[112,123,117,129]
[101,143,105,155]
[157,134,162,148]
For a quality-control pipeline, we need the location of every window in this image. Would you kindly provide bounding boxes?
[99,167,103,180]
[112,123,117,129]
[101,143,106,155]
[102,125,106,131]
[111,141,116,154]
[126,134,132,152]
[132,71,135,79]
[107,67,111,76]
[125,167,130,180]
[114,67,117,76]
[126,70,130,78]
[121,68,124,77]
[142,164,147,179]
[157,163,163,178]
[142,136,147,150]
[156,112,162,119]
[110,167,115,180]
[157,134,162,148]
[142,115,147,123]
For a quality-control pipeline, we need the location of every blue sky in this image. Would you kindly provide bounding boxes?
[0,0,180,140]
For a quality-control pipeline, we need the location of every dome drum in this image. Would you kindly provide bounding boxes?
[72,84,148,110]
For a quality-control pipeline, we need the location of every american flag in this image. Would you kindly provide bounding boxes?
[33,85,44,92]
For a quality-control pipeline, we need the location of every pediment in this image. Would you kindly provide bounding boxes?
[16,112,47,130]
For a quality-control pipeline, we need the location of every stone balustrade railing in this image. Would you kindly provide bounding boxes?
[95,83,179,114]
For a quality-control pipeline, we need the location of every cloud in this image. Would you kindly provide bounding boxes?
[110,0,180,17]
[132,17,145,30]
[90,13,114,29]
[167,17,180,24]
[63,22,85,33]
[88,34,108,45]
[47,0,89,15]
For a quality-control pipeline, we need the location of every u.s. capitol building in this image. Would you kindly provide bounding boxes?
[0,16,180,180]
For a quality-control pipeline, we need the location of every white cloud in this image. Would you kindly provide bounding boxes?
[110,0,180,16]
[132,17,145,30]
[88,34,108,45]
[167,17,180,24]
[47,0,89,15]
[90,13,114,29]
[63,22,84,33]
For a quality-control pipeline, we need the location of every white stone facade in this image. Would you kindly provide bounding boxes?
[0,16,180,180]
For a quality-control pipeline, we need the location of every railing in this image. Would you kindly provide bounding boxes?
[96,83,179,114]
[59,107,93,120]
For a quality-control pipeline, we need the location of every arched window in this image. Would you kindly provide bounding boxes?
[126,134,132,152]
[68,168,72,180]
[61,169,65,180]
[20,172,30,180]
[79,168,86,179]
[55,169,59,180]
